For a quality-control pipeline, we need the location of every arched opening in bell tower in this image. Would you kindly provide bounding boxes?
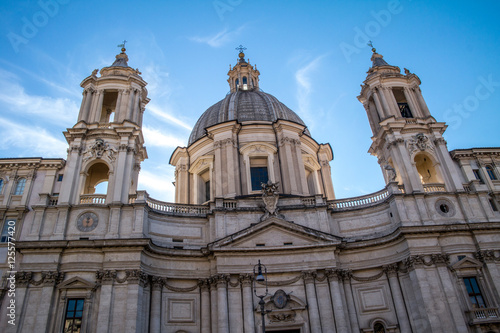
[414,153,442,184]
[83,162,110,195]
[392,87,413,118]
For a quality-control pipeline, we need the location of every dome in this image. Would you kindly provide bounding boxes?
[188,90,310,145]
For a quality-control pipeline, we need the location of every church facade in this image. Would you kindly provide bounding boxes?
[0,46,499,333]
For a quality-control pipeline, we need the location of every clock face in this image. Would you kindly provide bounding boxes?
[77,212,99,232]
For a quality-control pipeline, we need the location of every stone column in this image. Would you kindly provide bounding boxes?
[214,140,223,197]
[341,270,360,333]
[226,137,238,197]
[92,89,104,123]
[96,270,116,333]
[432,255,469,333]
[240,274,255,333]
[34,272,63,330]
[132,91,141,124]
[149,276,163,333]
[404,256,443,332]
[210,277,218,333]
[315,274,336,332]
[199,279,211,333]
[476,250,500,299]
[78,90,88,121]
[82,88,94,122]
[114,90,123,122]
[415,87,431,117]
[381,86,399,116]
[216,274,230,333]
[326,269,349,332]
[303,271,322,333]
[228,276,244,333]
[403,87,419,117]
[384,264,412,333]
[372,88,387,119]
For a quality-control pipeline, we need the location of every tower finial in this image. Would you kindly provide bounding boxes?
[117,40,127,53]
[235,44,247,62]
[367,40,376,53]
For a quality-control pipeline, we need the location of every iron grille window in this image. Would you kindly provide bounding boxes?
[250,167,268,191]
[464,277,486,308]
[63,298,84,333]
[398,103,413,118]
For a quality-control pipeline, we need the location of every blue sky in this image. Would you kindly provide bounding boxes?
[0,0,499,202]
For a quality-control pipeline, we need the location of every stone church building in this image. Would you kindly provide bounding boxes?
[0,46,499,333]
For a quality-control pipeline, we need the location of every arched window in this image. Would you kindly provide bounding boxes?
[374,322,386,333]
[0,178,3,194]
[235,78,239,87]
[485,165,497,180]
[242,76,248,84]
[14,178,26,195]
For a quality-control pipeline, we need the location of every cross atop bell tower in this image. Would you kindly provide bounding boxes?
[227,45,260,92]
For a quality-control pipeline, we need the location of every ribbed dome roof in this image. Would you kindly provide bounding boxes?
[188,90,309,145]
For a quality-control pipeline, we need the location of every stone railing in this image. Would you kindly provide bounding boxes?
[327,188,389,211]
[80,194,106,204]
[223,200,237,209]
[468,307,499,324]
[146,196,210,215]
[423,183,446,193]
[48,196,59,206]
[302,197,316,206]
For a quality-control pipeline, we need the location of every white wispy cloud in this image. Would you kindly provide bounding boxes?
[295,54,327,123]
[0,69,79,125]
[0,59,81,98]
[189,26,245,48]
[0,117,67,157]
[138,167,176,202]
[143,126,187,148]
[147,104,193,131]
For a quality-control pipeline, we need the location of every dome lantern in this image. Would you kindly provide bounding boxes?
[228,45,260,92]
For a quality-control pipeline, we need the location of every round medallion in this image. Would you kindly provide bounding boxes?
[435,198,456,217]
[272,289,289,309]
[77,212,99,232]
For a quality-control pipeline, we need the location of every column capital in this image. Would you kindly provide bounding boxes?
[383,263,399,277]
[325,268,342,281]
[198,278,211,291]
[302,270,317,283]
[239,273,253,286]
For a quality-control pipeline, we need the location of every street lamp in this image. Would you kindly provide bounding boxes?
[253,260,269,333]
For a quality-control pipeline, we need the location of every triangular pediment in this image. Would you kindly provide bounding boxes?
[208,216,341,251]
[451,257,483,270]
[57,276,95,289]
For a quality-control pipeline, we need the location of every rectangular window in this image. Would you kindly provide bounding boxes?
[58,174,64,181]
[14,178,26,195]
[0,219,15,243]
[463,277,486,308]
[205,180,210,202]
[250,167,268,191]
[473,169,484,183]
[63,298,84,333]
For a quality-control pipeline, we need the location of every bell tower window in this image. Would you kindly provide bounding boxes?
[414,153,441,184]
[393,87,413,118]
[100,91,118,123]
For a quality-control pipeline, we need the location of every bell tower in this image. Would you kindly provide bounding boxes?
[58,46,149,206]
[358,47,464,193]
